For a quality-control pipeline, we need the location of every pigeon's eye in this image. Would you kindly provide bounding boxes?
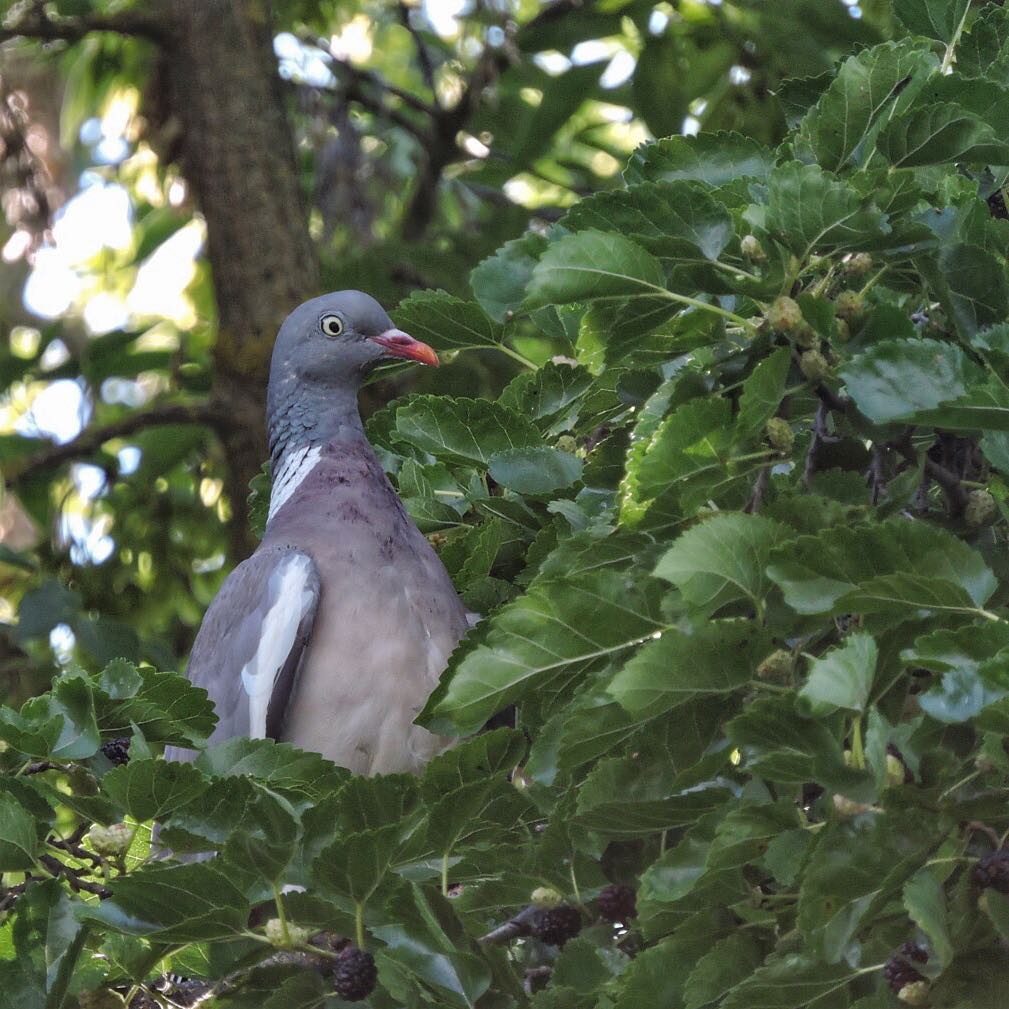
[320,314,344,338]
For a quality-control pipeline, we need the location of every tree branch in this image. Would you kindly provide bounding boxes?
[38,854,111,898]
[301,31,437,119]
[0,3,169,44]
[398,2,439,103]
[890,430,969,516]
[6,402,232,483]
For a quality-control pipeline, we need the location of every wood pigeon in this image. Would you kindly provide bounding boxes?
[166,291,470,774]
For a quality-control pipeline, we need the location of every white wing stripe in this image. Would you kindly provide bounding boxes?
[240,553,316,738]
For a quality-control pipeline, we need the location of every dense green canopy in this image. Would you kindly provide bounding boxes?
[8,2,1009,1007]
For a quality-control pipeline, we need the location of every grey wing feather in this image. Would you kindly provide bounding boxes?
[165,545,320,762]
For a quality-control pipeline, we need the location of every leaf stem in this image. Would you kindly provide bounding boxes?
[659,289,757,334]
[850,715,865,770]
[751,679,792,694]
[941,5,971,73]
[499,344,538,370]
[939,768,982,801]
[441,852,450,897]
[272,884,291,946]
[355,901,366,950]
[569,864,583,906]
[858,265,889,297]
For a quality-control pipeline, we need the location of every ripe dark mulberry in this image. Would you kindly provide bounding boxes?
[598,883,637,923]
[973,849,1009,893]
[988,189,1009,221]
[882,942,928,993]
[333,946,377,1002]
[531,903,583,946]
[101,737,131,766]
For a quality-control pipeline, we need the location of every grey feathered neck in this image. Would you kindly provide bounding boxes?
[266,373,366,471]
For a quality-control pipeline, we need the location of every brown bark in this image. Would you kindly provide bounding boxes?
[163,0,319,555]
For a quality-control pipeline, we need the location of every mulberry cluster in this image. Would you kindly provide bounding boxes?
[333,946,378,1002]
[531,903,583,946]
[882,942,928,994]
[597,883,637,923]
[973,849,1009,893]
[101,737,131,766]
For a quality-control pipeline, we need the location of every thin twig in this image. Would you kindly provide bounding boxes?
[398,2,439,102]
[22,760,64,775]
[6,401,230,482]
[745,465,771,513]
[478,904,538,945]
[890,430,969,517]
[0,879,31,913]
[803,402,838,489]
[38,854,111,898]
[302,31,436,118]
[868,444,887,505]
[0,3,168,44]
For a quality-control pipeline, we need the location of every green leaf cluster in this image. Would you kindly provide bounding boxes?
[17,10,1009,1006]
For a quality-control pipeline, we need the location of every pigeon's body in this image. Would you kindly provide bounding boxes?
[168,291,467,774]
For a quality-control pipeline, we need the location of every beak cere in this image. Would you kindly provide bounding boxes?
[369,328,440,367]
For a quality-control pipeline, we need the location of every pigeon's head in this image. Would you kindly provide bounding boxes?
[272,290,438,388]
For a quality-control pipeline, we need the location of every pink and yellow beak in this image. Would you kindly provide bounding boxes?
[368,328,439,367]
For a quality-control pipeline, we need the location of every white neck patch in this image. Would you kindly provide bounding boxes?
[268,444,322,523]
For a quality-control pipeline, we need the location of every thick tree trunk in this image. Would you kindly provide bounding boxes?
[165,0,318,555]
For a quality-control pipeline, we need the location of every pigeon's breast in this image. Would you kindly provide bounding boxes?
[264,440,469,773]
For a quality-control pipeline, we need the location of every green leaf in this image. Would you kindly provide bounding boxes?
[894,0,970,42]
[720,955,868,1009]
[19,675,100,759]
[0,792,41,870]
[488,446,582,495]
[797,810,943,962]
[312,823,400,904]
[800,39,938,170]
[80,862,250,942]
[497,361,593,434]
[373,884,491,1007]
[421,569,665,735]
[625,131,775,187]
[625,397,734,512]
[654,513,793,611]
[420,728,526,802]
[562,181,733,262]
[902,623,1009,723]
[609,621,769,719]
[726,696,850,786]
[525,230,666,308]
[102,758,210,821]
[767,519,997,617]
[958,5,1009,82]
[394,396,542,466]
[878,103,1009,167]
[735,348,792,441]
[798,633,877,716]
[748,161,892,258]
[683,932,765,1009]
[221,783,300,887]
[904,869,955,967]
[392,291,505,355]
[194,738,348,801]
[841,338,982,425]
[925,242,1009,338]
[470,233,548,322]
[0,705,62,758]
[573,756,730,838]
[95,667,217,747]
